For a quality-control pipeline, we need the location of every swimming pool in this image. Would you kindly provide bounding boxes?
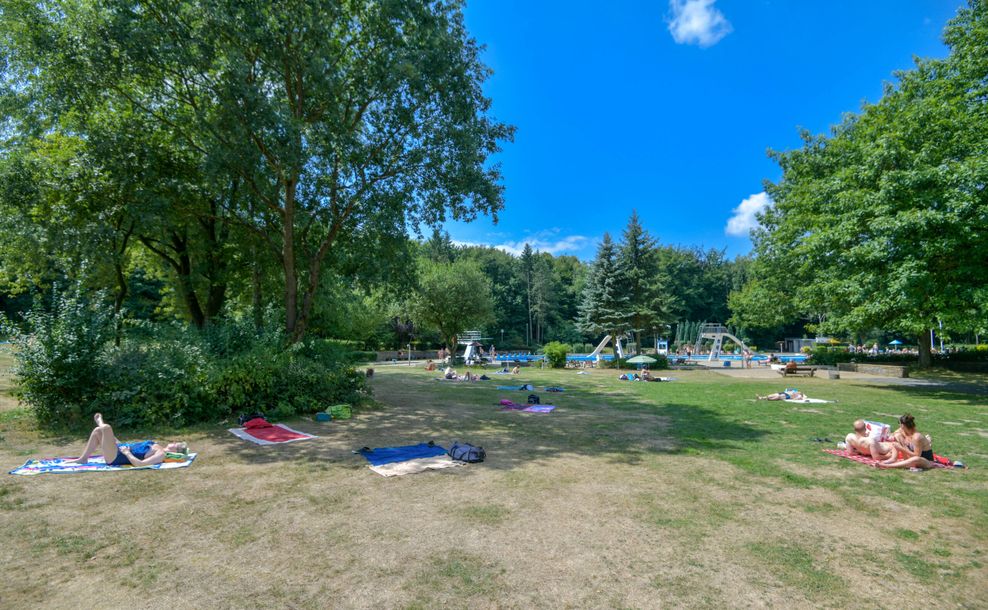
[494,353,808,363]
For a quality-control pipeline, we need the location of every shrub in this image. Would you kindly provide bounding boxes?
[346,351,377,363]
[6,303,370,430]
[649,354,670,370]
[809,347,857,366]
[542,341,568,368]
[2,285,117,427]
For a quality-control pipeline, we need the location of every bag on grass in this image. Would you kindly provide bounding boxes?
[527,394,540,405]
[448,442,485,463]
[238,412,266,426]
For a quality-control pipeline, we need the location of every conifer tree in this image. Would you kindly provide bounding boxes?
[618,211,675,352]
[577,233,629,340]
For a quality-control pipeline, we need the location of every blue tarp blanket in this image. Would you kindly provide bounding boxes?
[544,387,565,392]
[496,384,535,391]
[9,453,198,476]
[358,443,448,466]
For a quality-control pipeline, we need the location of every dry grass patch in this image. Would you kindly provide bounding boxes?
[1,364,987,608]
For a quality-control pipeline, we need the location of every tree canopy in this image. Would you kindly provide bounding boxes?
[729,0,988,365]
[410,259,494,353]
[0,0,513,340]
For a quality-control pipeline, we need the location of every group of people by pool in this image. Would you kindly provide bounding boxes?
[618,368,663,382]
[844,414,937,469]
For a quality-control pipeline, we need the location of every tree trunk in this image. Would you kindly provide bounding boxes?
[113,261,128,347]
[917,330,933,369]
[177,248,206,329]
[283,177,298,339]
[111,221,134,347]
[201,200,228,322]
[252,242,263,330]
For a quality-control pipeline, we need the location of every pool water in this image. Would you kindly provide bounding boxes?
[493,353,809,363]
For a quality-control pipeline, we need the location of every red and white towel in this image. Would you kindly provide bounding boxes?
[228,418,317,445]
[823,448,954,469]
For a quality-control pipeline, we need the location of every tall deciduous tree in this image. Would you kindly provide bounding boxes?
[410,259,494,354]
[730,1,988,367]
[1,0,513,341]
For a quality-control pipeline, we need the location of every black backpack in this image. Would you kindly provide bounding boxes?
[238,412,266,426]
[527,393,540,405]
[448,442,485,463]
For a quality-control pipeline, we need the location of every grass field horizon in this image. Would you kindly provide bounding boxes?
[2,353,987,608]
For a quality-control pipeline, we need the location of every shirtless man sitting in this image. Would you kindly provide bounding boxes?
[845,420,896,461]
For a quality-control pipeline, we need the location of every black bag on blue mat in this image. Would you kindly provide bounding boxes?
[448,442,485,463]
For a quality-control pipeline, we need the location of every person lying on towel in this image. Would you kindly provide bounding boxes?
[444,366,458,380]
[756,389,805,401]
[66,413,188,467]
[845,420,896,461]
[880,414,936,469]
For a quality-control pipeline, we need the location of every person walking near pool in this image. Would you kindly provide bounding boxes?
[66,413,187,466]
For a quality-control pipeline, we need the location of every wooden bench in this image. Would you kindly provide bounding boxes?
[778,365,817,377]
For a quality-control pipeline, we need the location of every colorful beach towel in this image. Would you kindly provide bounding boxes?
[823,449,954,469]
[9,453,198,476]
[499,399,556,413]
[357,442,461,477]
[228,419,317,445]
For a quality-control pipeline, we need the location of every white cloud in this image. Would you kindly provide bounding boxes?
[667,0,733,48]
[725,192,772,236]
[453,230,593,257]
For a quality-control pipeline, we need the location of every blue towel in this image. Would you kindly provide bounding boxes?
[358,443,447,466]
[544,387,565,392]
[496,384,534,391]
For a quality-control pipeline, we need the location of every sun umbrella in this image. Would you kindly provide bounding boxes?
[889,340,903,345]
[626,355,657,370]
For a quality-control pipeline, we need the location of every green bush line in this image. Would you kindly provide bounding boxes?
[2,286,369,429]
[809,345,988,366]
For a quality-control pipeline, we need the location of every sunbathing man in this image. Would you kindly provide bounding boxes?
[444,366,458,380]
[66,413,187,466]
[880,414,935,469]
[424,360,436,371]
[845,420,896,461]
[756,389,805,401]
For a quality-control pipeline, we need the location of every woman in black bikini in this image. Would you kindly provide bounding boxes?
[880,413,935,469]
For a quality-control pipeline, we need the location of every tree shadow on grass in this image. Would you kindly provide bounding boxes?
[207,374,769,472]
[859,381,988,407]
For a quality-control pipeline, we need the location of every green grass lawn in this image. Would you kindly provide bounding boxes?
[1,358,987,608]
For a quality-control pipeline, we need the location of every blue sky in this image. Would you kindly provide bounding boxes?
[444,0,964,259]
